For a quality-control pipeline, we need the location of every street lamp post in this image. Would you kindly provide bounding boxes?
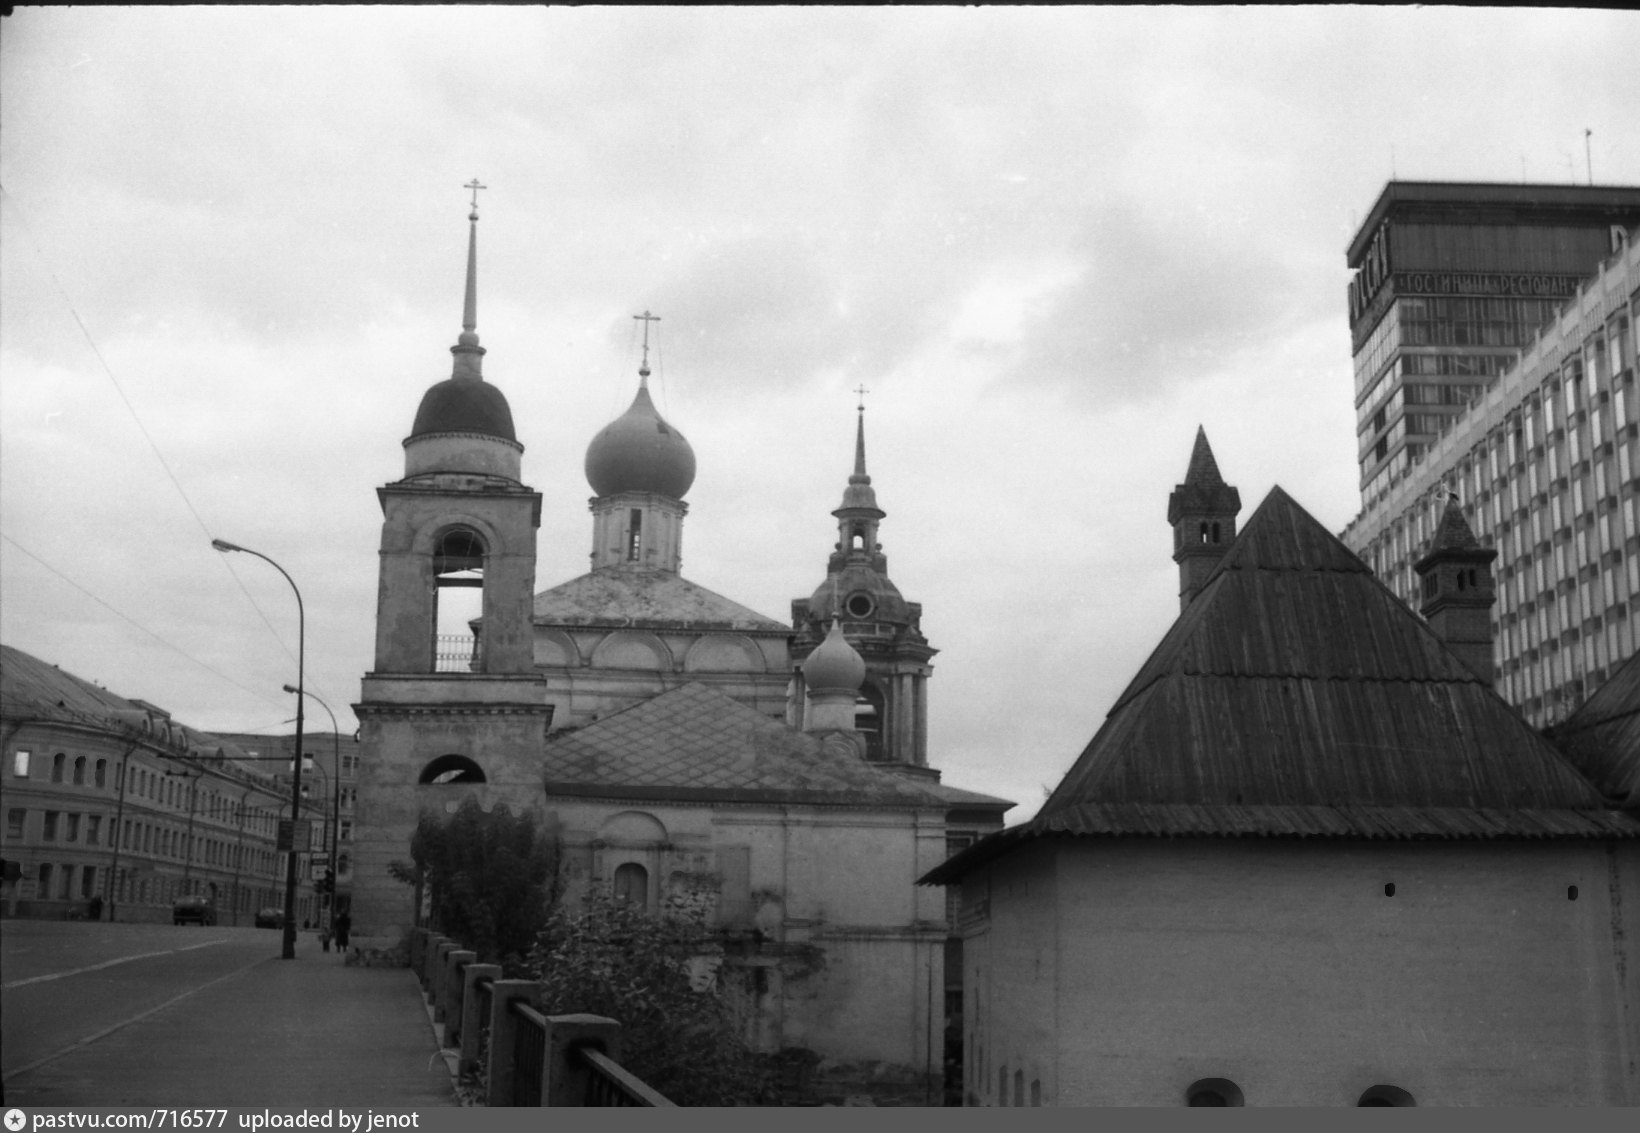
[284,685,341,942]
[211,537,304,960]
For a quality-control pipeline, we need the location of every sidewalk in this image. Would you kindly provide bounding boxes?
[6,934,456,1109]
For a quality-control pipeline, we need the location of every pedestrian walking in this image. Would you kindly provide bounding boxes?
[334,910,351,950]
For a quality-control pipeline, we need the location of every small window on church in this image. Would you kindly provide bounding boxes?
[1211,521,1221,544]
[417,755,486,785]
[1357,1085,1414,1107]
[1186,1078,1243,1106]
[614,862,648,910]
[1199,521,1209,545]
[628,509,643,562]
[846,593,874,618]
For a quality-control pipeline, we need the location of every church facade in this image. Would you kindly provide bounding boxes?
[350,204,1009,1100]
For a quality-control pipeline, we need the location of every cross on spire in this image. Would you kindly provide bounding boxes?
[464,178,486,219]
[853,384,870,411]
[634,310,661,377]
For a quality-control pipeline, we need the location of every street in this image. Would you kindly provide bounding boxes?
[1,920,453,1108]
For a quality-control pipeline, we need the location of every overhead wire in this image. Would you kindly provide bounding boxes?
[0,183,303,676]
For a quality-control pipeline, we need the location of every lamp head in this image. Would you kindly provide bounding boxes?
[211,538,243,554]
[282,684,299,695]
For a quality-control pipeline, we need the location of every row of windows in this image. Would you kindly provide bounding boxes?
[1352,299,1638,726]
[6,807,284,877]
[11,749,289,833]
[971,1073,1414,1107]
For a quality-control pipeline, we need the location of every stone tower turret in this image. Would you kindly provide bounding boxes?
[1167,426,1242,611]
[1414,495,1498,686]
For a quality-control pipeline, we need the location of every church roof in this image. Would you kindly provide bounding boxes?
[1548,648,1640,807]
[540,682,950,808]
[923,487,1636,884]
[533,569,790,634]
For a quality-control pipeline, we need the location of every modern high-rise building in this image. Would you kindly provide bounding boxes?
[1348,182,1640,509]
[1343,182,1640,728]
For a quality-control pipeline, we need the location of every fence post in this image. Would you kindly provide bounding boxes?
[460,963,501,1076]
[421,934,448,991]
[430,941,457,1021]
[485,980,540,1107]
[443,950,477,1043]
[543,1015,623,1106]
[408,928,426,974]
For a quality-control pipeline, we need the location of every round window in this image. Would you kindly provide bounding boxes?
[846,593,875,618]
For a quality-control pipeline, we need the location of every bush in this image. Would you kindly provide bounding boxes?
[405,798,558,967]
[518,883,771,1106]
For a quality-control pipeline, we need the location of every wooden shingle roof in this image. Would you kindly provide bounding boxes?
[923,487,1636,884]
[1549,648,1640,807]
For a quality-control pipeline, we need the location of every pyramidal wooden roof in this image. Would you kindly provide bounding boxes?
[541,681,952,808]
[1549,648,1640,807]
[924,487,1636,883]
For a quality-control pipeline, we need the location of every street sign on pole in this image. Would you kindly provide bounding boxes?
[276,819,313,852]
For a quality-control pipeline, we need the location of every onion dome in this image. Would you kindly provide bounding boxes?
[804,619,866,693]
[585,376,696,499]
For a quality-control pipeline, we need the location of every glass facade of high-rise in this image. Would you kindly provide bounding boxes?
[1347,183,1640,511]
[1343,223,1640,728]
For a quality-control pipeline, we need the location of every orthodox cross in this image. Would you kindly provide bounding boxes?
[853,383,870,411]
[634,310,661,373]
[465,178,486,217]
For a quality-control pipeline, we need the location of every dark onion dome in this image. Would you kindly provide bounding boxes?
[585,382,696,499]
[410,377,518,443]
[804,620,866,693]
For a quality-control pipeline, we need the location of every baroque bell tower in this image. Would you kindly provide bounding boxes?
[352,185,551,946]
[790,396,935,768]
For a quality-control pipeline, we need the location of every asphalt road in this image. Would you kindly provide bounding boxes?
[2,920,454,1108]
[2,920,286,1078]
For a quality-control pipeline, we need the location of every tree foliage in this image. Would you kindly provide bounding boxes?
[407,798,559,967]
[518,881,772,1106]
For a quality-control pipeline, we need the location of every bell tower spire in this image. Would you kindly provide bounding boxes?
[451,178,487,381]
[791,394,935,768]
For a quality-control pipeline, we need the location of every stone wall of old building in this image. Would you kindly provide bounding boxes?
[963,837,1639,1106]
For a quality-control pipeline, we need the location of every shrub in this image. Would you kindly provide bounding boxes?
[404,798,559,967]
[519,882,771,1106]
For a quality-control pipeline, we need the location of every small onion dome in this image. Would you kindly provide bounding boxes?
[585,383,697,498]
[804,619,865,693]
[410,378,518,443]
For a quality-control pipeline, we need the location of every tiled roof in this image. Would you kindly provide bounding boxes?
[532,569,789,633]
[541,682,950,808]
[1550,649,1640,806]
[922,487,1635,885]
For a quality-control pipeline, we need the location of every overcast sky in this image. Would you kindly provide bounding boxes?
[3,7,1638,821]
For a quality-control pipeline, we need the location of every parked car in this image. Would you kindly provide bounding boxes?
[172,894,217,926]
[254,906,284,929]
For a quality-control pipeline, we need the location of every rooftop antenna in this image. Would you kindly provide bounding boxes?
[1390,144,1397,181]
[1585,128,1593,186]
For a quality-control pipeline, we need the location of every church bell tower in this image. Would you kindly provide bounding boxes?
[791,397,935,769]
[351,186,551,945]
